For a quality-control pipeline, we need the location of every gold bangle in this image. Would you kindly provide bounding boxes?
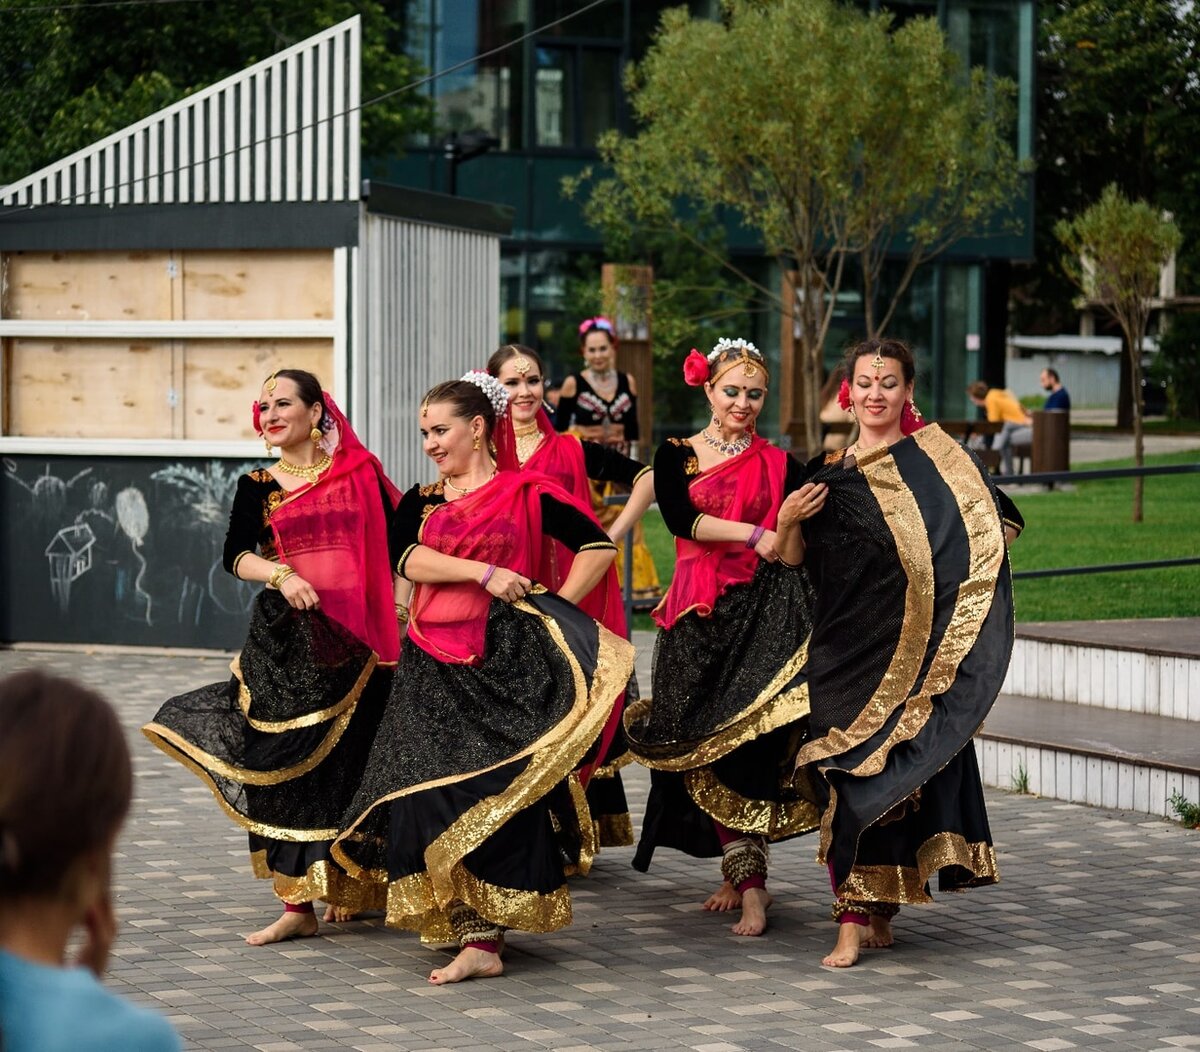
[269,564,295,590]
[394,603,410,624]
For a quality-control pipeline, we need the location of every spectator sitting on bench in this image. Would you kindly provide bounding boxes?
[1040,367,1070,411]
[967,380,1032,475]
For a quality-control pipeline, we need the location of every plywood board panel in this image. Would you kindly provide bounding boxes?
[8,338,171,438]
[4,251,173,321]
[181,250,333,321]
[181,339,332,439]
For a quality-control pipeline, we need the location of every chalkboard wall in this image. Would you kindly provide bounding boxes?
[1,454,263,649]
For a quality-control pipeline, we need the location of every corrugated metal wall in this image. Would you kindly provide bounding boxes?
[0,17,360,208]
[359,212,501,488]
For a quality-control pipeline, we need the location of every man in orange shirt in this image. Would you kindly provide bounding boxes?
[967,381,1032,475]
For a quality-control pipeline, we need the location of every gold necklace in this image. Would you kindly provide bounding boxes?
[444,469,496,496]
[276,452,332,483]
[513,420,543,464]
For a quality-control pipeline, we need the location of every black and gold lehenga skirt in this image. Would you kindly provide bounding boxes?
[626,562,820,871]
[798,426,1014,906]
[580,683,636,848]
[142,590,389,910]
[328,590,634,943]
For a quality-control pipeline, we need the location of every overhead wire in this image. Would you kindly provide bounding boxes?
[0,0,614,218]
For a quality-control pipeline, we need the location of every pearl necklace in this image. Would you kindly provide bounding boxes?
[513,421,543,465]
[276,453,332,483]
[444,469,496,496]
[701,427,751,457]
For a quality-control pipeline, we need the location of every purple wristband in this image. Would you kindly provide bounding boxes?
[480,564,497,588]
[746,525,765,549]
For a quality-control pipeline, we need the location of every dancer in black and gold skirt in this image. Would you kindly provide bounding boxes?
[625,339,826,938]
[796,338,1024,967]
[330,373,635,985]
[144,370,400,945]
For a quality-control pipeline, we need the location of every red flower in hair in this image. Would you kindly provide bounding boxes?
[683,348,710,386]
[837,379,852,410]
[251,399,263,435]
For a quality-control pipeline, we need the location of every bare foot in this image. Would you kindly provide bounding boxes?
[730,886,772,936]
[322,904,356,923]
[429,946,504,985]
[245,910,318,946]
[860,915,894,948]
[702,881,742,912]
[822,922,863,967]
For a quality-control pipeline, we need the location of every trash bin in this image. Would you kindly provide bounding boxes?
[1031,409,1070,473]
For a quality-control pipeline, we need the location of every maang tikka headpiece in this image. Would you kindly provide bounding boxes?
[870,351,886,373]
[265,371,279,393]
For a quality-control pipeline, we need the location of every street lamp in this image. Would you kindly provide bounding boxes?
[442,130,500,195]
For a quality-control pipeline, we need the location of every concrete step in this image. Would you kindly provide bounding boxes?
[1003,618,1200,717]
[975,691,1200,817]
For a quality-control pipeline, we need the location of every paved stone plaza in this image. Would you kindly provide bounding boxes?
[2,646,1198,1051]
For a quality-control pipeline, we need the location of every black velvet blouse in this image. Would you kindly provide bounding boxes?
[653,439,807,540]
[580,439,650,488]
[222,468,395,577]
[554,371,639,441]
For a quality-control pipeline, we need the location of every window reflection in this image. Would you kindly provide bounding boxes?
[535,47,574,147]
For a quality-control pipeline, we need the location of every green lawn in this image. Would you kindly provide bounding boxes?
[632,450,1200,628]
[1007,450,1200,621]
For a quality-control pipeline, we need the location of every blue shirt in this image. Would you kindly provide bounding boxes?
[0,949,180,1052]
[1044,387,1070,411]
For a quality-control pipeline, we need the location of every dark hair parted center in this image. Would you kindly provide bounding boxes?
[487,344,545,379]
[844,337,916,386]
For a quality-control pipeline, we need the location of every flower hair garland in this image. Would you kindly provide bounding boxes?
[460,370,510,418]
[683,337,768,387]
[708,337,760,362]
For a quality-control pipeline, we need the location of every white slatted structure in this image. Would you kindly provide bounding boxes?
[358,215,502,488]
[0,17,360,208]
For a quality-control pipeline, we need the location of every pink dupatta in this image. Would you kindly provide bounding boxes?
[269,395,402,663]
[653,436,787,630]
[406,471,559,666]
[521,407,628,638]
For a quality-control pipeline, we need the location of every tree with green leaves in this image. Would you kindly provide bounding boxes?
[0,0,428,185]
[571,0,1023,453]
[1013,0,1200,337]
[1055,184,1181,522]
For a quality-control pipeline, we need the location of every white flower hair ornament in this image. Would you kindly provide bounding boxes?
[709,337,761,362]
[460,370,511,418]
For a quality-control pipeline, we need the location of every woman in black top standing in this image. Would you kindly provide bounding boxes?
[555,316,661,601]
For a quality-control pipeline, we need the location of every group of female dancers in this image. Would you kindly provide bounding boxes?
[144,327,1023,981]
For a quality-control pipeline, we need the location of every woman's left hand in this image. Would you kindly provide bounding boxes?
[778,482,828,529]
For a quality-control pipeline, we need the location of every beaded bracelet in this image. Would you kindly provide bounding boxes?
[268,564,296,590]
[745,525,765,549]
[480,564,497,589]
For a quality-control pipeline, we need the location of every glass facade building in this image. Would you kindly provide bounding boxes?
[372,0,1035,432]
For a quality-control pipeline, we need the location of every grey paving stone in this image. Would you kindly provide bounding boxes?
[3,646,1200,1051]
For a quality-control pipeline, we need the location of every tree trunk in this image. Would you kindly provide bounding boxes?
[1129,336,1145,523]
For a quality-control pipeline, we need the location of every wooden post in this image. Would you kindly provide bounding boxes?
[779,270,808,449]
[600,263,654,450]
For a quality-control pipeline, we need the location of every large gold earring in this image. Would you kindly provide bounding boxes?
[264,436,274,455]
[310,426,322,445]
[472,433,481,451]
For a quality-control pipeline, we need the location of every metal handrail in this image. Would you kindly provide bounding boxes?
[996,463,1200,485]
[603,461,1200,622]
